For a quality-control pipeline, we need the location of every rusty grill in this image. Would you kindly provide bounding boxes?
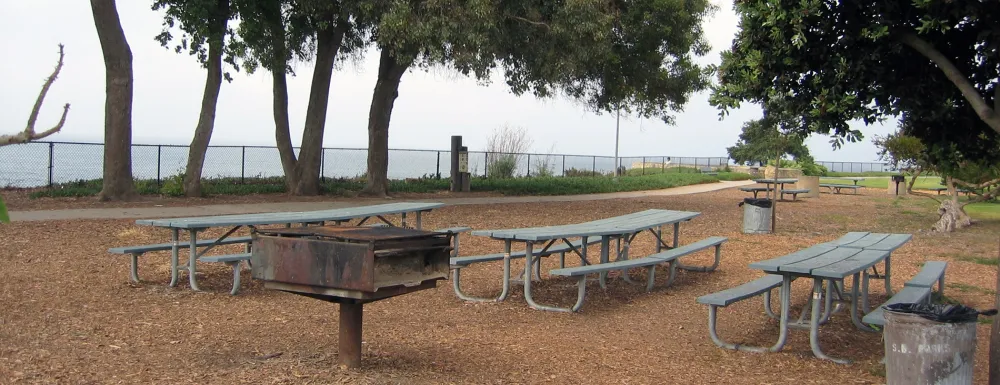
[250,226,452,297]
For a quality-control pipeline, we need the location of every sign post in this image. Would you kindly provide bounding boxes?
[450,136,470,192]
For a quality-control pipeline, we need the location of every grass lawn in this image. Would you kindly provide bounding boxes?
[820,175,943,190]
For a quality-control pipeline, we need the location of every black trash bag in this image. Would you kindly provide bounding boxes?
[884,303,998,323]
[739,198,773,209]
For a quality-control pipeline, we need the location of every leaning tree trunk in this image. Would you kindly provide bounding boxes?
[292,15,348,196]
[91,0,136,201]
[267,7,297,192]
[360,49,410,197]
[183,4,229,197]
[932,176,972,232]
[992,236,999,385]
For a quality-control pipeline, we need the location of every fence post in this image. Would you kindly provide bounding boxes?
[484,152,489,178]
[526,154,531,177]
[241,146,246,184]
[320,148,326,183]
[47,142,54,187]
[156,145,162,186]
[436,151,441,178]
[562,155,566,176]
[592,156,596,177]
[642,157,646,175]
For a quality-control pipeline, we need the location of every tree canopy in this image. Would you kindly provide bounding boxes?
[709,0,1000,146]
[727,118,811,166]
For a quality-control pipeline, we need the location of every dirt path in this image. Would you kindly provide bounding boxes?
[8,180,754,221]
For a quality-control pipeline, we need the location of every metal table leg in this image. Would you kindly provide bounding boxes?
[809,278,850,364]
[169,228,180,287]
[188,229,201,291]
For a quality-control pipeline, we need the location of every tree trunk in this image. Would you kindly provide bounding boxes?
[266,3,297,192]
[292,14,348,196]
[183,0,230,197]
[91,0,136,201]
[360,49,410,197]
[906,168,922,194]
[991,236,999,385]
[932,177,972,232]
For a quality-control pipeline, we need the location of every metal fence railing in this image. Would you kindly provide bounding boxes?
[0,141,734,188]
[0,141,892,188]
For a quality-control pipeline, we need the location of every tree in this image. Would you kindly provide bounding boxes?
[712,1,1000,378]
[233,1,359,195]
[153,0,239,197]
[91,0,136,201]
[0,44,71,223]
[357,0,717,196]
[727,118,811,167]
[872,132,928,193]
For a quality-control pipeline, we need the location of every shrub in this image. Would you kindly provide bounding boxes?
[487,154,519,178]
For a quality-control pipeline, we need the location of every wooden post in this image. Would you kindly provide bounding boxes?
[450,136,461,192]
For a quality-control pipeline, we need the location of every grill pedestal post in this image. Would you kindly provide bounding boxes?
[339,302,364,369]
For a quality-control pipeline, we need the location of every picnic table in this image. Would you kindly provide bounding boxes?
[744,232,911,364]
[112,202,446,294]
[831,177,865,186]
[465,209,714,312]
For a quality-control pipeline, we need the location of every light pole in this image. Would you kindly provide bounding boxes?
[614,107,621,179]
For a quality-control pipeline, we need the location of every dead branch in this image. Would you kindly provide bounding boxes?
[0,44,70,147]
[506,14,551,30]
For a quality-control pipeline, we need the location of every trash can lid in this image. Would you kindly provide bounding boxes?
[739,197,773,208]
[884,303,998,323]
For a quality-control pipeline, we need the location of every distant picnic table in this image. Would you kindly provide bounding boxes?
[457,209,726,312]
[108,202,450,295]
[697,232,912,364]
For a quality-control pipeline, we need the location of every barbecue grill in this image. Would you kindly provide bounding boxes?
[251,226,454,368]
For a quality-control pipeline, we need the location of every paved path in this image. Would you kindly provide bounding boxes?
[9,180,755,222]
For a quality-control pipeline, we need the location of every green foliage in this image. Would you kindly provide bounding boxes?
[159,173,185,197]
[728,118,811,166]
[470,173,719,196]
[487,155,519,179]
[564,168,600,177]
[873,133,927,173]
[152,0,240,80]
[0,195,8,223]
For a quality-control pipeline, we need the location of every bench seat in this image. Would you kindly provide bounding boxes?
[820,184,862,194]
[696,274,784,307]
[904,261,947,289]
[539,236,727,311]
[450,238,600,267]
[780,188,810,201]
[197,253,252,295]
[108,236,252,255]
[861,286,932,326]
[739,186,774,198]
[696,274,790,353]
[108,235,253,285]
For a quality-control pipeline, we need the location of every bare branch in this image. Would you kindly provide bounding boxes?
[952,177,1000,190]
[897,32,1000,133]
[1,44,70,147]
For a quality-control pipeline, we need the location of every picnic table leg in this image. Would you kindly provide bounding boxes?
[415,211,422,230]
[188,230,202,291]
[808,278,850,364]
[848,272,878,332]
[861,271,871,313]
[401,212,407,228]
[707,275,790,352]
[883,255,892,296]
[169,229,180,287]
[579,236,590,266]
[672,223,680,248]
[523,242,586,312]
[598,237,610,289]
[451,240,513,302]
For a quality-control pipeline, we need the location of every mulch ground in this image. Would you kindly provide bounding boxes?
[1,188,998,384]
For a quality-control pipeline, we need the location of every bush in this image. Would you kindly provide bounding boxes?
[564,167,598,177]
[487,154,519,178]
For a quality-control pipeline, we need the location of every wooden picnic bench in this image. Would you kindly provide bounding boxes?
[110,202,448,295]
[467,209,706,312]
[697,231,912,363]
[820,183,862,194]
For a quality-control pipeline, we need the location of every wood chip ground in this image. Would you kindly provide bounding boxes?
[1,188,997,384]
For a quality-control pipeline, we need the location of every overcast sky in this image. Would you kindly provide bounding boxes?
[0,1,895,161]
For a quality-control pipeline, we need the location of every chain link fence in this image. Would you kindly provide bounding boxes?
[0,141,889,188]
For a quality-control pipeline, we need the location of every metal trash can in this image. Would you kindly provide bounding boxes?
[883,303,996,385]
[739,198,772,234]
